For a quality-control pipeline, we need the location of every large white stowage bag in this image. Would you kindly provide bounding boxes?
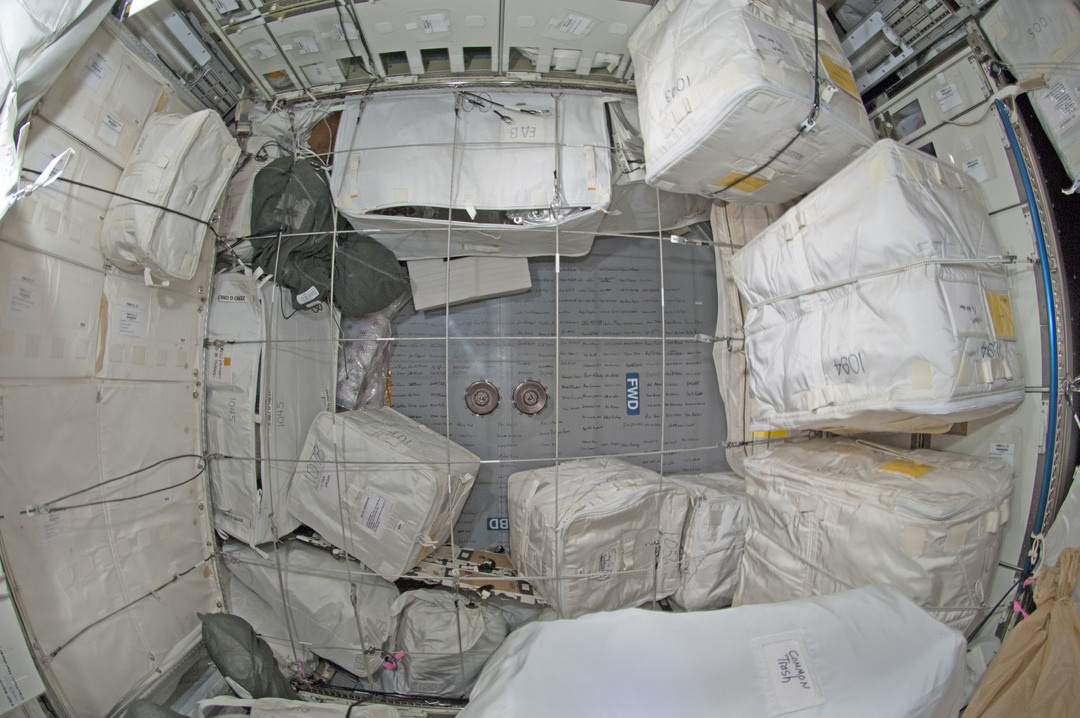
[381,589,508,697]
[668,473,747,611]
[287,408,481,581]
[205,270,336,545]
[732,139,1025,432]
[507,458,690,618]
[330,91,611,259]
[735,439,1013,632]
[981,0,1080,191]
[628,0,875,204]
[102,110,240,281]
[225,541,399,678]
[460,585,966,718]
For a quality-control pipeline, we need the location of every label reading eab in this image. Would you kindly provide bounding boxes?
[626,372,640,415]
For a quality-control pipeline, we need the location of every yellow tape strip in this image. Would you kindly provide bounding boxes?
[820,52,860,100]
[877,459,934,479]
[985,292,1017,340]
[715,172,770,192]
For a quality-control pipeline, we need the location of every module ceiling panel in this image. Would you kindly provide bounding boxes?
[502,0,651,79]
[353,0,500,76]
[193,0,654,98]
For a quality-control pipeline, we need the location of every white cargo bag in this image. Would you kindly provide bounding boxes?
[460,585,966,718]
[228,580,317,681]
[735,438,1013,632]
[732,139,1025,432]
[981,0,1080,191]
[225,541,398,678]
[331,91,610,259]
[628,0,875,204]
[379,589,508,697]
[287,409,481,581]
[507,458,690,618]
[102,110,240,281]
[205,270,336,545]
[667,473,747,611]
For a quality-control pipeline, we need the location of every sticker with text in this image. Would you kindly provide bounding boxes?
[752,631,825,715]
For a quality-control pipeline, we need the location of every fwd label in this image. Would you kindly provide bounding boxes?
[626,372,640,415]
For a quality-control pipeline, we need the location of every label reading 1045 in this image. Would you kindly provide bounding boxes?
[833,352,865,377]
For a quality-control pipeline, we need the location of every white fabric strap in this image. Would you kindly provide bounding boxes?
[142,266,171,288]
[196,696,253,717]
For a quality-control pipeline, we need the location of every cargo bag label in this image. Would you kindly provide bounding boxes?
[752,630,825,715]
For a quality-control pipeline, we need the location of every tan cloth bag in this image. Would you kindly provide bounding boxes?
[965,547,1080,717]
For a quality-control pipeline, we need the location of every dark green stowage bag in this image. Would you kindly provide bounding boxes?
[198,612,299,700]
[248,156,408,317]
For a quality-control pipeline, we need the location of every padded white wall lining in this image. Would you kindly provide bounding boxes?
[0,21,221,715]
[0,381,219,717]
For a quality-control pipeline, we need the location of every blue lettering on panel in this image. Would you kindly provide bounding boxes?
[626,372,640,415]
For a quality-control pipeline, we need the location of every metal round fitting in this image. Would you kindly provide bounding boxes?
[464,380,500,416]
[512,379,548,415]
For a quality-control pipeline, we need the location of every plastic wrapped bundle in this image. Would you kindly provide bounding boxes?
[337,313,391,411]
[507,458,690,618]
[336,294,408,411]
[460,586,966,718]
[735,438,1013,632]
[732,139,1025,432]
[628,0,875,204]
